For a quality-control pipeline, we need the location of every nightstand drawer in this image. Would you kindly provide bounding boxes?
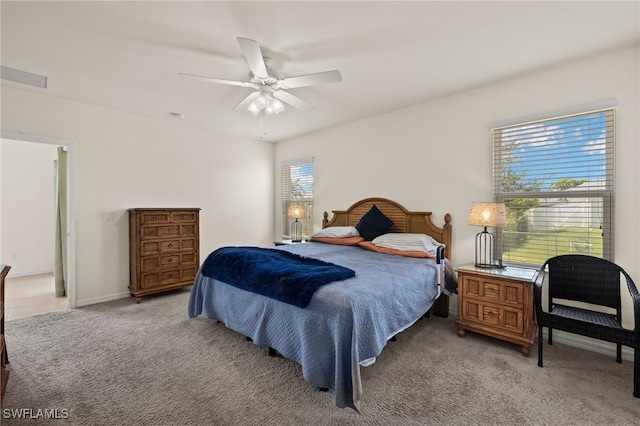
[461,299,524,334]
[461,275,525,307]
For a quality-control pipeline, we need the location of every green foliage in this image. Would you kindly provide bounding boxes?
[551,178,586,191]
[290,178,305,199]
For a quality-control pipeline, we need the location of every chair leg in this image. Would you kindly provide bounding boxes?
[548,327,553,345]
[617,343,622,364]
[538,325,544,368]
[634,347,639,398]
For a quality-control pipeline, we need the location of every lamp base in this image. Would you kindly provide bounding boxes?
[474,229,506,270]
[474,262,505,269]
[291,218,302,243]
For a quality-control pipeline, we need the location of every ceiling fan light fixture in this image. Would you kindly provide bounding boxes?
[254,94,268,109]
[271,98,285,114]
[247,92,285,116]
[248,102,261,115]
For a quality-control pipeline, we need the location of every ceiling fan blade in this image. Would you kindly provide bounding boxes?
[179,73,258,88]
[233,92,261,111]
[273,91,313,112]
[237,37,268,79]
[277,70,342,89]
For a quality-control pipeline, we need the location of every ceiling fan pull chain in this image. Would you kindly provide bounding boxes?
[260,112,267,139]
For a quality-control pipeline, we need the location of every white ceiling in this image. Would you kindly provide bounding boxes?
[2,1,639,142]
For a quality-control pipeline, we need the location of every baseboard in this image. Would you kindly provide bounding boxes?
[75,292,131,307]
[6,269,53,278]
[448,306,634,362]
[540,329,634,362]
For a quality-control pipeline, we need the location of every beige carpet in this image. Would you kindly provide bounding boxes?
[3,288,638,425]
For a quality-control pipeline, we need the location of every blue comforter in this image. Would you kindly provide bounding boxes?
[189,243,456,411]
[200,246,355,308]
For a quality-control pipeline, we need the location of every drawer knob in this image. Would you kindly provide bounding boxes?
[168,258,173,263]
[153,215,159,220]
[181,215,186,219]
[168,243,173,248]
[168,274,174,278]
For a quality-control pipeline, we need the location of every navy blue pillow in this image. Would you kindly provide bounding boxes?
[355,205,394,241]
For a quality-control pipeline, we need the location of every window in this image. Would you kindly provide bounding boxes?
[493,108,614,267]
[281,158,314,240]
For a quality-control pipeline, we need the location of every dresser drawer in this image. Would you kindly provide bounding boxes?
[181,266,198,281]
[180,238,197,251]
[172,211,197,223]
[160,254,180,267]
[139,211,171,224]
[179,252,198,266]
[141,252,198,272]
[141,269,181,289]
[142,225,180,239]
[179,223,198,237]
[140,239,181,255]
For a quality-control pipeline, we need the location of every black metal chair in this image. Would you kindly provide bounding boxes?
[533,254,640,398]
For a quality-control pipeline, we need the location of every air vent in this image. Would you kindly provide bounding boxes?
[1,66,48,89]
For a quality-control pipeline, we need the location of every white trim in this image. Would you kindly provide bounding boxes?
[280,156,314,166]
[75,292,131,307]
[489,98,619,130]
[1,131,77,308]
[6,269,53,278]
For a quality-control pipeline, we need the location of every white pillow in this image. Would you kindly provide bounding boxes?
[311,226,361,238]
[371,233,443,255]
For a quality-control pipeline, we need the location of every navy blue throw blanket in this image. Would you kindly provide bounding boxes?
[200,246,356,308]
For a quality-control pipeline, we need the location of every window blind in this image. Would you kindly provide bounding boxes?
[492,108,615,266]
[281,158,314,240]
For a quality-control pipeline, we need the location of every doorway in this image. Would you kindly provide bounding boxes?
[0,132,76,318]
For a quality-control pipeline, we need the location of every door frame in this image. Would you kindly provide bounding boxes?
[1,131,77,308]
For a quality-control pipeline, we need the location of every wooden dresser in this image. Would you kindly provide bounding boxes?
[456,264,538,356]
[1,264,10,406]
[128,208,200,303]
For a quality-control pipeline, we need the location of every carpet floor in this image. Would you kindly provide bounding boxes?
[2,288,638,425]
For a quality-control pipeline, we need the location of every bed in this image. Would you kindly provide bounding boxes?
[188,198,455,410]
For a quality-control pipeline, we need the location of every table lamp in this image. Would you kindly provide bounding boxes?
[468,202,506,268]
[288,205,306,242]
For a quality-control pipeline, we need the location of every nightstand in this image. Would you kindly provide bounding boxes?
[456,264,538,357]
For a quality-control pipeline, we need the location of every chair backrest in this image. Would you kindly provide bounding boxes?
[545,254,622,312]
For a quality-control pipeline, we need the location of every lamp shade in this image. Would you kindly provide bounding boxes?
[287,205,306,219]
[468,202,506,228]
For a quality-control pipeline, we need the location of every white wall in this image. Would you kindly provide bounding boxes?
[1,86,275,305]
[0,139,59,276]
[275,46,639,327]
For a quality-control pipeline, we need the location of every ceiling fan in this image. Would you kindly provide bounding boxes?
[180,37,342,117]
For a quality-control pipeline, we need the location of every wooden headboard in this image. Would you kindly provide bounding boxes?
[322,197,453,260]
[322,197,453,318]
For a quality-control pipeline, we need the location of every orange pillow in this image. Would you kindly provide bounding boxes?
[308,236,365,246]
[358,241,435,258]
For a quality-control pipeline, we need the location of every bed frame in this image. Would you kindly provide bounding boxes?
[322,197,453,317]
